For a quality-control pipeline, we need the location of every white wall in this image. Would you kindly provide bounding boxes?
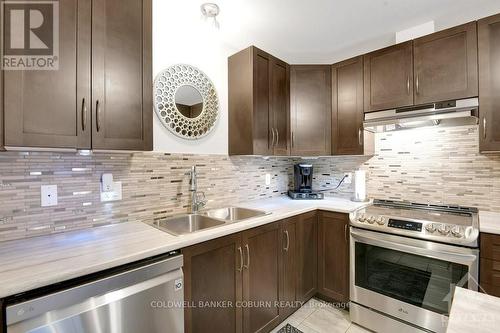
[152,0,237,154]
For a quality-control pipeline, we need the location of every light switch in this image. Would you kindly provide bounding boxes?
[41,185,58,207]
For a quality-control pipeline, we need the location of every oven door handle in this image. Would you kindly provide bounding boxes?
[350,228,478,265]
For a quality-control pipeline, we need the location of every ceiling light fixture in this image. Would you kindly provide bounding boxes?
[200,3,220,29]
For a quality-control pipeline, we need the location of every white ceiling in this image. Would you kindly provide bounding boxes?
[206,0,500,63]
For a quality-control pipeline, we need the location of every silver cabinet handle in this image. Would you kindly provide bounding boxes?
[237,246,243,272]
[81,99,87,131]
[96,100,102,132]
[291,131,295,148]
[344,224,349,242]
[358,128,362,146]
[416,75,420,95]
[275,128,279,147]
[483,117,487,139]
[406,76,410,95]
[284,230,290,252]
[271,128,275,147]
[243,244,250,269]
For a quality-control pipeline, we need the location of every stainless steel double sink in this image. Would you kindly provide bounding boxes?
[153,207,269,236]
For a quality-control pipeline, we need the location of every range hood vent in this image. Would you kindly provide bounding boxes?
[363,98,479,133]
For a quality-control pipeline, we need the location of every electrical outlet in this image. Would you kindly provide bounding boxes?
[265,173,271,186]
[41,185,58,207]
[344,173,353,184]
[100,181,122,202]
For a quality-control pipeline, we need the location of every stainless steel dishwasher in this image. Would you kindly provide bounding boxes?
[6,252,184,333]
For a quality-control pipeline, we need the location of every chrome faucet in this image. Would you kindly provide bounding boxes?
[185,166,207,214]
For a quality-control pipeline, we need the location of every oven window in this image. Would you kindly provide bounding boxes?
[355,243,468,315]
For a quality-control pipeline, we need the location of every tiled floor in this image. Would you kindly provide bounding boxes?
[271,298,371,333]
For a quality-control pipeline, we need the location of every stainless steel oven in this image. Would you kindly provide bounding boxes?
[350,227,479,333]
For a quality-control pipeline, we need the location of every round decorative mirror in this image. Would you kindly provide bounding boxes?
[154,64,219,140]
[175,85,204,118]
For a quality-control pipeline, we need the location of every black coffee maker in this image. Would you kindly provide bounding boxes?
[288,164,324,200]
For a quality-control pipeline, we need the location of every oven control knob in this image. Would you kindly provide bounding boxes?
[358,214,366,222]
[425,223,436,233]
[376,217,385,225]
[367,216,376,224]
[451,226,463,238]
[437,224,451,235]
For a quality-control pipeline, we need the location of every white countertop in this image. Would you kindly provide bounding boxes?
[479,211,500,235]
[447,287,500,333]
[0,196,369,298]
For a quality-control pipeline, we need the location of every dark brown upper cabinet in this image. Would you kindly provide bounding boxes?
[290,65,332,156]
[479,14,500,153]
[270,59,290,156]
[3,0,92,150]
[317,211,350,303]
[92,0,152,151]
[332,57,374,156]
[413,22,478,105]
[1,0,152,151]
[363,41,414,112]
[228,46,290,156]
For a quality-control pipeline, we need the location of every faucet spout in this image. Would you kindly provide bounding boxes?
[186,165,206,214]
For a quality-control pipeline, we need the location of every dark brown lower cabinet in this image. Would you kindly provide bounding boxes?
[279,218,297,320]
[182,233,243,333]
[480,233,500,297]
[183,223,281,333]
[317,211,350,302]
[295,211,318,302]
[242,223,281,333]
[184,211,352,333]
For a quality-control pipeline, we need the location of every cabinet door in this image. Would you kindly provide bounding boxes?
[92,0,152,151]
[363,41,413,112]
[253,48,272,156]
[242,223,281,333]
[3,0,91,149]
[270,58,290,156]
[414,22,478,105]
[295,211,318,302]
[479,14,500,152]
[279,218,297,320]
[290,65,332,156]
[317,211,350,302]
[332,56,365,155]
[183,233,243,333]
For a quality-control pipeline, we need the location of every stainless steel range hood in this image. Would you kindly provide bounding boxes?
[363,98,479,132]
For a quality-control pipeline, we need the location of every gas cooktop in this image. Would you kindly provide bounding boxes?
[349,199,479,247]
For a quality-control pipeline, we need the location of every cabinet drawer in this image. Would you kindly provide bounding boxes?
[480,233,500,260]
[480,258,500,286]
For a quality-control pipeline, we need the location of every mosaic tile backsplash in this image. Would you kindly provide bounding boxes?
[0,124,499,242]
[0,153,297,242]
[363,125,500,212]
